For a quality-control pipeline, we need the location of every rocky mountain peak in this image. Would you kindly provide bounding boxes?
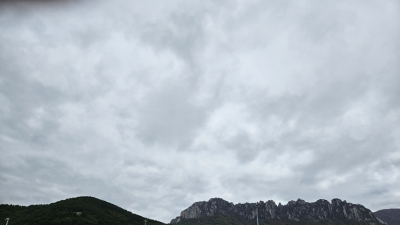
[170,198,386,225]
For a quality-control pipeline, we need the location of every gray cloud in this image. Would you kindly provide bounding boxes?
[0,0,399,223]
[135,81,210,149]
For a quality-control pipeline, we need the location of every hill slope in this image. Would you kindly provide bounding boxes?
[374,209,400,225]
[0,196,165,225]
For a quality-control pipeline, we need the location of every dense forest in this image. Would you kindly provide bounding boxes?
[0,196,165,225]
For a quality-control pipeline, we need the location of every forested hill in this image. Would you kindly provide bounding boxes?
[0,196,165,225]
[374,209,400,225]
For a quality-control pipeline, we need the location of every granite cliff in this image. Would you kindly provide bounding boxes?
[171,198,386,225]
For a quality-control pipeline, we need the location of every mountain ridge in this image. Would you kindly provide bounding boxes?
[171,197,386,225]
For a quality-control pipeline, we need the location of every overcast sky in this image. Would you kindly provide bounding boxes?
[1,0,399,223]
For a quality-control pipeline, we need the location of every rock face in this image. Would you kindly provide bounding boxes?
[170,198,386,225]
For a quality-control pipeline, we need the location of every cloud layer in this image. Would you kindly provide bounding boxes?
[1,0,399,222]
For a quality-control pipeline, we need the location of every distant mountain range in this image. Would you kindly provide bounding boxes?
[0,196,164,225]
[170,198,391,225]
[374,209,400,225]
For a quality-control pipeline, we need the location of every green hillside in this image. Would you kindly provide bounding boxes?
[175,215,374,225]
[0,196,165,225]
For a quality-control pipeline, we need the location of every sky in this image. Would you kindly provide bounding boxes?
[0,0,399,223]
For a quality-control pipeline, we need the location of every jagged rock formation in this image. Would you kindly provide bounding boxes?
[170,198,386,225]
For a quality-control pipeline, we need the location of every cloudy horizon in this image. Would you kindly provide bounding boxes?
[1,0,399,223]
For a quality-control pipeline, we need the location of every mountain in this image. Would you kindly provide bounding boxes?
[171,198,386,225]
[374,209,400,225]
[0,196,165,225]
